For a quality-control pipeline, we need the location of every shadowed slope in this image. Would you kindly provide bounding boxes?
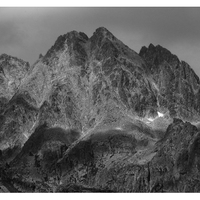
[12,123,81,164]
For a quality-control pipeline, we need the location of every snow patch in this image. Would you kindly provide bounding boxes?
[146,111,165,122]
[157,111,164,117]
[147,117,154,122]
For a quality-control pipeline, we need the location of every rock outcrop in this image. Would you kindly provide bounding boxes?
[139,44,200,122]
[53,119,200,192]
[0,27,158,153]
[0,27,200,192]
[0,54,29,113]
[5,118,200,192]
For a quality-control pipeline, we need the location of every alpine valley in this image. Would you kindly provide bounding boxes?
[1,27,200,192]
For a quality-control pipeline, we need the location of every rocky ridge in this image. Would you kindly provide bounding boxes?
[0,27,200,156]
[0,27,159,152]
[4,118,200,192]
[0,27,200,192]
[0,54,30,113]
[139,44,200,121]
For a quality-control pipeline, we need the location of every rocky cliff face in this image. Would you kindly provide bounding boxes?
[1,27,200,155]
[139,44,200,121]
[0,54,29,113]
[0,27,159,153]
[1,27,200,192]
[55,119,200,192]
[5,118,200,192]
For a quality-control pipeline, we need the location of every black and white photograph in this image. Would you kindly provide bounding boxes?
[0,4,200,193]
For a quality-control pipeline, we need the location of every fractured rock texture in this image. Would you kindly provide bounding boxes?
[0,54,29,113]
[139,44,200,121]
[0,27,200,192]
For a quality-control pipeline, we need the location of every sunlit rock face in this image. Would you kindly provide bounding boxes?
[0,54,32,153]
[0,54,30,113]
[1,27,200,166]
[1,27,200,192]
[87,27,158,119]
[0,26,159,151]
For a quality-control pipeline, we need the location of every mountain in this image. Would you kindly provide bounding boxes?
[139,44,200,121]
[5,118,200,192]
[0,27,200,192]
[48,118,200,192]
[0,27,159,154]
[0,54,29,113]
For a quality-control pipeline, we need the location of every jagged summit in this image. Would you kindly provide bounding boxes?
[0,53,30,65]
[149,43,155,48]
[0,53,30,75]
[139,43,180,67]
[95,26,110,32]
[1,27,200,161]
[139,43,198,79]
[93,27,114,37]
[140,43,173,55]
[43,30,89,65]
[0,53,12,59]
[39,54,43,59]
[0,53,30,120]
[90,27,117,46]
[64,30,89,41]
[0,53,18,60]
[139,42,200,121]
[1,27,200,192]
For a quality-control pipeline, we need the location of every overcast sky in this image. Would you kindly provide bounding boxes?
[0,7,200,76]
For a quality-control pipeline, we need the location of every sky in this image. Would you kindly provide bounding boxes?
[0,7,200,76]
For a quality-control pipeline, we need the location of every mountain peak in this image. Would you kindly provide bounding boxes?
[0,54,30,72]
[2,27,200,193]
[148,43,155,49]
[95,27,111,33]
[140,43,172,55]
[0,53,20,61]
[43,30,89,64]
[139,43,180,67]
[91,27,115,40]
[0,53,10,59]
[66,30,88,41]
